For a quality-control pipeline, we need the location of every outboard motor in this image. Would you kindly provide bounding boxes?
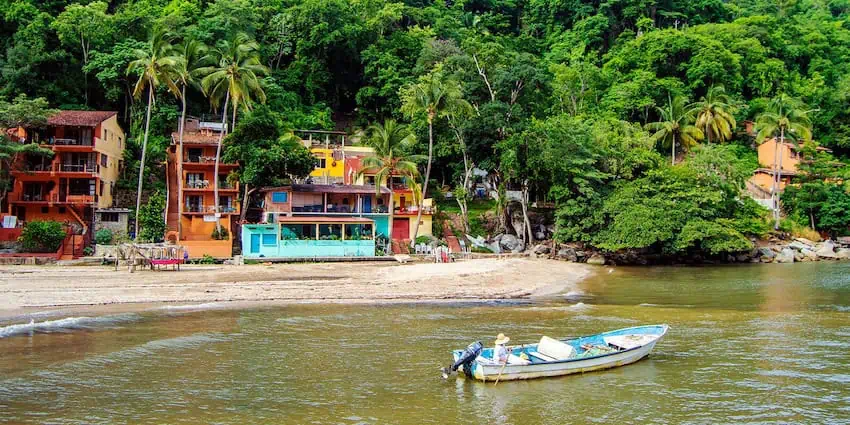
[441,341,483,379]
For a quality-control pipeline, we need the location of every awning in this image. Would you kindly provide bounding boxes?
[277,216,374,224]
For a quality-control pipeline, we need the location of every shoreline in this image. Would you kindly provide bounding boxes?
[0,258,594,320]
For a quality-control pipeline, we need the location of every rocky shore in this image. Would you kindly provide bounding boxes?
[470,232,850,266]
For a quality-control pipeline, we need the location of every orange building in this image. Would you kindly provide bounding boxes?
[5,111,125,250]
[751,138,829,192]
[165,117,238,258]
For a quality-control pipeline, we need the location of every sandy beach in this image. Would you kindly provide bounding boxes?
[0,258,592,317]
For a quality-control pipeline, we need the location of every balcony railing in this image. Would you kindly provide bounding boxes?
[184,180,236,190]
[185,155,217,164]
[39,138,94,147]
[15,163,98,174]
[184,205,239,214]
[10,192,96,204]
[58,163,98,173]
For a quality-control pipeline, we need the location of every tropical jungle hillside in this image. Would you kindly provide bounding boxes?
[1,0,849,259]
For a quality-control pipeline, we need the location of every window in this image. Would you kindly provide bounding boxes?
[99,182,104,196]
[101,212,119,222]
[104,129,109,140]
[262,233,277,246]
[100,154,107,167]
[314,154,326,169]
[281,224,317,240]
[41,207,48,214]
[345,223,373,240]
[58,207,66,214]
[118,137,122,148]
[365,175,376,185]
[271,192,288,203]
[319,224,342,240]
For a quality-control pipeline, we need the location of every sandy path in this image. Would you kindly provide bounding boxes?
[0,258,592,315]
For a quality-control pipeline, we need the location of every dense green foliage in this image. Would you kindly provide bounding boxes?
[18,220,66,253]
[136,190,166,242]
[94,228,114,245]
[2,0,849,256]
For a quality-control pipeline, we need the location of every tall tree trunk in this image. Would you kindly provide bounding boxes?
[774,128,785,230]
[134,84,154,241]
[214,89,231,230]
[240,184,253,224]
[520,179,533,245]
[177,86,187,241]
[411,119,433,244]
[671,133,677,166]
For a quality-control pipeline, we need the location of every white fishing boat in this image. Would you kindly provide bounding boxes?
[443,324,668,382]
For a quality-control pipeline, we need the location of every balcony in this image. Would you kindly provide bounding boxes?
[183,155,238,168]
[12,162,99,176]
[183,205,239,214]
[9,192,96,205]
[183,180,238,191]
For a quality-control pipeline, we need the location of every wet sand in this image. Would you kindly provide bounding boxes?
[0,258,593,317]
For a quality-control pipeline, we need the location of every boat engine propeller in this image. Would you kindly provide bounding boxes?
[441,341,483,379]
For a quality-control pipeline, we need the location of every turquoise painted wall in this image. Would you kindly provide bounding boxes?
[369,215,389,237]
[242,225,376,258]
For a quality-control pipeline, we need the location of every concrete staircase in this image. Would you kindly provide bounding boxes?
[442,221,463,252]
[391,239,411,254]
[165,149,180,235]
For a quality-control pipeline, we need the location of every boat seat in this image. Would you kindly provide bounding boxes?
[536,336,576,360]
[527,351,558,362]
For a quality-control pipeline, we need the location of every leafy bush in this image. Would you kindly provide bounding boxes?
[211,225,229,240]
[19,221,66,253]
[94,228,114,245]
[83,246,94,256]
[472,246,494,253]
[199,254,215,264]
[415,235,432,245]
[137,191,166,243]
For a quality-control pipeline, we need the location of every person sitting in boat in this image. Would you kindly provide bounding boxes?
[494,333,510,364]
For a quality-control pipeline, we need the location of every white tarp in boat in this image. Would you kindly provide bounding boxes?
[603,334,656,350]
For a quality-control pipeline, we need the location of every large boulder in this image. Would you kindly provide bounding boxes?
[556,247,578,262]
[499,234,521,251]
[795,237,818,246]
[532,244,550,255]
[586,253,606,265]
[758,247,776,260]
[801,248,819,261]
[775,248,795,263]
[788,241,811,251]
[816,241,839,259]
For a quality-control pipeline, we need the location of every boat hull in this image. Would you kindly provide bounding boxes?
[473,340,657,381]
[452,324,667,382]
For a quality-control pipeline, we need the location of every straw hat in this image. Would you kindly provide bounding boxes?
[495,333,510,345]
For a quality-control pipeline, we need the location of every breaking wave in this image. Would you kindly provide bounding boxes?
[0,313,140,339]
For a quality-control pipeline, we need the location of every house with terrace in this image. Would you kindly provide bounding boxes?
[164,117,238,258]
[4,110,125,257]
[241,184,391,258]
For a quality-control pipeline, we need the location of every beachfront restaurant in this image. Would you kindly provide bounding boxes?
[242,216,376,258]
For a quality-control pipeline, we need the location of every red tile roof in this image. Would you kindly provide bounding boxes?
[171,131,223,145]
[47,111,117,127]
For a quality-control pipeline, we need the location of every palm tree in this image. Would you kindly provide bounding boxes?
[356,120,422,243]
[689,85,737,144]
[400,69,471,243]
[198,32,269,228]
[127,29,180,241]
[755,94,814,229]
[646,93,704,166]
[173,38,209,241]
